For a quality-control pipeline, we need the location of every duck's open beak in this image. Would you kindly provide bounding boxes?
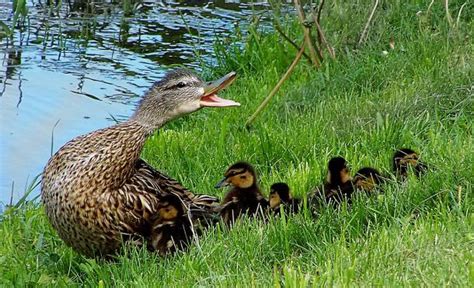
[200,71,240,107]
[214,177,229,188]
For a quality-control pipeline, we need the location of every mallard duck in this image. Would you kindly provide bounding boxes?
[215,162,268,225]
[269,182,300,215]
[41,69,239,257]
[352,167,384,193]
[148,194,194,256]
[311,157,354,205]
[392,148,428,179]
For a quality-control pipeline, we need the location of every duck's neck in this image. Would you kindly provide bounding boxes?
[129,111,172,136]
[238,183,261,197]
[129,91,181,135]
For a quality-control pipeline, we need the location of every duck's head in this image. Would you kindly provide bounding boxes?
[269,182,291,209]
[158,194,185,221]
[393,148,428,177]
[353,167,382,192]
[327,157,351,185]
[215,162,257,189]
[132,69,238,130]
[393,148,419,173]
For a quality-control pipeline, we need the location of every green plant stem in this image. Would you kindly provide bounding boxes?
[245,43,305,128]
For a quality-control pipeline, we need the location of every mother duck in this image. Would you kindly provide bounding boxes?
[41,69,238,257]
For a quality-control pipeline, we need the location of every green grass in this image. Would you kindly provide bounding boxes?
[1,0,473,286]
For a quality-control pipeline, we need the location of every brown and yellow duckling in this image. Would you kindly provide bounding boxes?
[352,167,385,193]
[41,69,239,257]
[148,194,195,256]
[269,182,300,215]
[312,156,354,205]
[393,148,428,179]
[215,162,269,225]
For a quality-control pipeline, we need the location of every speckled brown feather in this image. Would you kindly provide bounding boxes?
[42,121,217,257]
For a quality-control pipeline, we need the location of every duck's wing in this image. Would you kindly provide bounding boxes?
[134,159,221,232]
[105,159,220,241]
[135,159,220,210]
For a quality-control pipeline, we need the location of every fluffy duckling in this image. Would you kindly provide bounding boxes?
[148,194,194,256]
[269,182,300,215]
[393,148,428,178]
[215,162,269,225]
[312,157,354,205]
[352,167,384,193]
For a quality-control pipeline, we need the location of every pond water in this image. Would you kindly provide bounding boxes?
[0,0,276,207]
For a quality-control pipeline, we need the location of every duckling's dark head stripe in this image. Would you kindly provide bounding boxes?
[270,182,291,202]
[225,162,256,177]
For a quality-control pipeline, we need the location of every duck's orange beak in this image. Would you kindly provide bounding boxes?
[200,71,240,108]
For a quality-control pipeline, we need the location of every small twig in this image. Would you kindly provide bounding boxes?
[444,0,453,27]
[426,0,435,14]
[108,113,120,124]
[358,0,379,46]
[457,186,462,205]
[455,2,467,28]
[316,0,324,24]
[245,44,306,128]
[173,192,201,251]
[50,119,61,156]
[294,0,320,67]
[9,182,14,207]
[311,4,335,59]
[312,0,327,60]
[315,0,325,49]
[273,22,312,62]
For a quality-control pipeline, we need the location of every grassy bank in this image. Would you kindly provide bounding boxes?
[1,0,473,286]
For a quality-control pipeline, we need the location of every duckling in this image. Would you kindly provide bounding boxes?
[352,167,384,193]
[393,148,428,179]
[148,194,194,256]
[269,182,300,215]
[311,157,354,205]
[215,162,269,225]
[41,69,238,257]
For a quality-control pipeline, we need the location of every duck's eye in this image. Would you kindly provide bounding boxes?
[240,175,246,179]
[177,82,186,88]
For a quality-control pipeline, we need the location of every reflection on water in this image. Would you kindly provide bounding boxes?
[0,0,275,206]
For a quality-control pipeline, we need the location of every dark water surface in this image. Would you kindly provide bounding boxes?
[0,0,274,206]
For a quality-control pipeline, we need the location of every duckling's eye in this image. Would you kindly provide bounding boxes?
[240,175,246,179]
[177,82,186,88]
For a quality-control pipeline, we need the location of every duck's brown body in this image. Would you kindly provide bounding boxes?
[42,121,197,256]
[41,69,238,257]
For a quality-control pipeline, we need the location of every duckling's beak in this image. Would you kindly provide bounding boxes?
[200,71,240,108]
[214,177,229,188]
